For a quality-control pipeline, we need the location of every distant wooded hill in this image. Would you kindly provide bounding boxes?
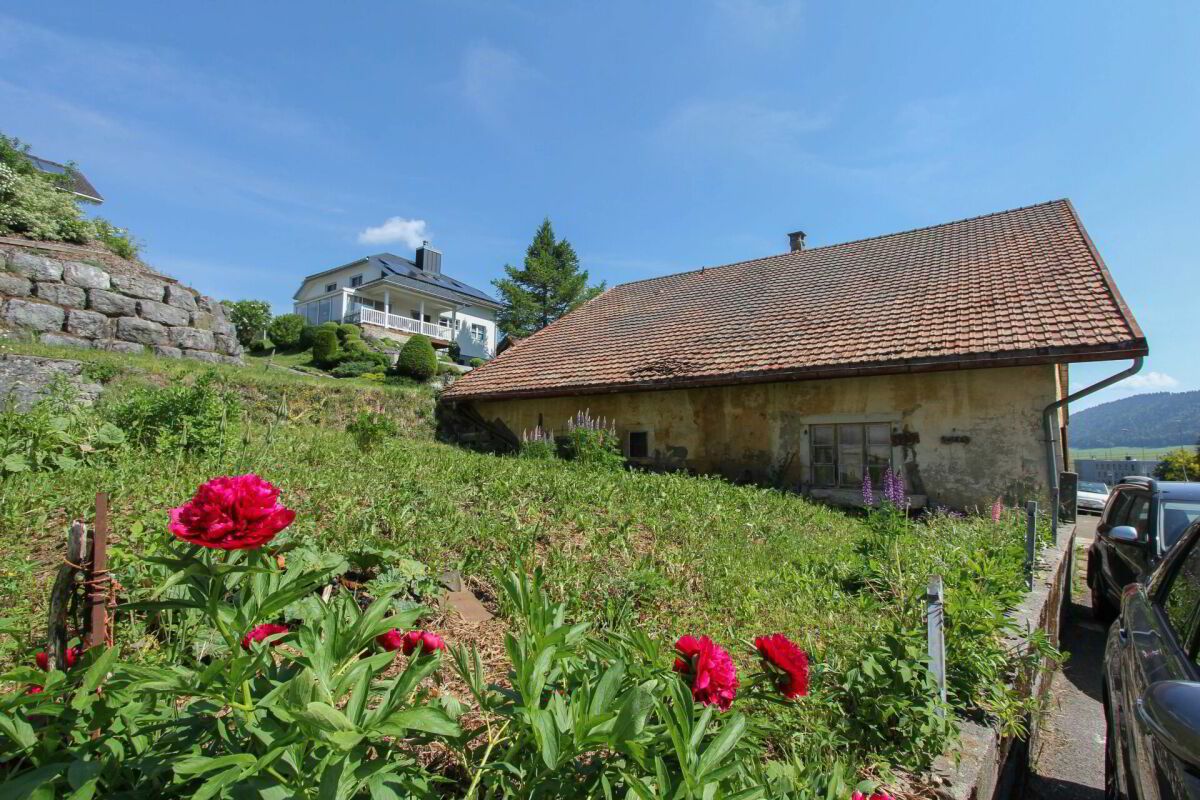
[1071,390,1200,449]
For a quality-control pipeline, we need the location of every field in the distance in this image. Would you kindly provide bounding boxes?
[1070,444,1189,460]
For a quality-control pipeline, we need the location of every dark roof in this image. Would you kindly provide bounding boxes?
[26,154,103,203]
[299,253,500,308]
[444,199,1147,402]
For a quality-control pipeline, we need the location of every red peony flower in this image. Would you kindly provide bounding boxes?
[376,629,405,652]
[400,630,447,656]
[169,474,296,551]
[673,635,738,710]
[25,685,44,695]
[754,633,810,699]
[35,647,80,671]
[241,623,289,650]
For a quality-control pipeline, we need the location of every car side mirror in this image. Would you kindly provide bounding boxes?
[1138,681,1200,767]
[1107,525,1141,544]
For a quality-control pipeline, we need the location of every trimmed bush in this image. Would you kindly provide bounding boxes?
[337,323,361,344]
[395,334,437,382]
[267,314,306,350]
[311,328,341,368]
[468,357,485,368]
[330,360,384,379]
[298,325,318,350]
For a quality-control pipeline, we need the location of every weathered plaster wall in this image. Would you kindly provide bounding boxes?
[471,364,1062,510]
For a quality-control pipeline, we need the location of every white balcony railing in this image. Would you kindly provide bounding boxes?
[349,307,453,340]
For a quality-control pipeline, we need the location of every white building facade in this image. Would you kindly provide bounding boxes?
[292,245,502,362]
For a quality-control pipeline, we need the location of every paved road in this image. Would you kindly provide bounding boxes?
[1024,514,1108,800]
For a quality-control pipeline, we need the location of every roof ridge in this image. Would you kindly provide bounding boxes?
[611,198,1071,291]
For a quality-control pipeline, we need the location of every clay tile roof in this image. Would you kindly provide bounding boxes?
[444,199,1147,402]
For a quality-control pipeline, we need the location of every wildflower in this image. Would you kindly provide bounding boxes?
[377,629,446,656]
[240,623,289,650]
[753,633,810,699]
[991,497,1003,523]
[882,467,907,506]
[25,685,43,695]
[35,647,80,671]
[169,474,296,550]
[861,469,874,506]
[674,635,738,710]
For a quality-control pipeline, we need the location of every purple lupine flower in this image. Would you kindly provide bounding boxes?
[861,469,874,506]
[882,466,907,506]
[991,497,1003,523]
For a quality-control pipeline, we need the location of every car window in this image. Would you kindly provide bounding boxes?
[1128,495,1151,537]
[1081,482,1108,493]
[1162,537,1200,658]
[1106,490,1134,525]
[1161,501,1200,550]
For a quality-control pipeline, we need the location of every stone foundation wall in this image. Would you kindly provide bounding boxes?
[0,239,242,364]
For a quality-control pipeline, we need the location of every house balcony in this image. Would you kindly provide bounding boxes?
[346,307,454,343]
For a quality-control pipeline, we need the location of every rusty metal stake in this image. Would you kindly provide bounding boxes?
[85,493,110,651]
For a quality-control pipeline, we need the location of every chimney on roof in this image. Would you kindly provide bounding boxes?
[414,241,442,274]
[788,230,807,252]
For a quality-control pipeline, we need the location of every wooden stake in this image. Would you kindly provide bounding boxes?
[85,493,110,650]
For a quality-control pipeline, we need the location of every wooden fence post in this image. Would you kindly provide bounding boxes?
[927,574,946,715]
[1025,500,1038,591]
[84,493,110,650]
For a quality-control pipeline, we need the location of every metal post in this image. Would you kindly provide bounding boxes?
[1025,500,1038,591]
[926,575,946,714]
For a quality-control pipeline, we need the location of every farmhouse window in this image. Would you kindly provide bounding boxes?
[810,423,893,488]
[325,282,337,293]
[470,323,486,344]
[628,431,650,459]
[350,274,363,287]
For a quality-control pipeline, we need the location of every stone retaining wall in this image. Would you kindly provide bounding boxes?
[0,239,243,364]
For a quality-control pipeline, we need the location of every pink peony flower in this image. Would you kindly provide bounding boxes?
[35,647,80,671]
[240,623,289,650]
[852,793,865,800]
[753,633,810,699]
[35,651,49,671]
[377,629,447,656]
[25,685,44,695]
[169,474,296,550]
[673,635,739,710]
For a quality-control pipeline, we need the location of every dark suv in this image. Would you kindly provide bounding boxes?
[1088,477,1200,620]
[1102,518,1200,799]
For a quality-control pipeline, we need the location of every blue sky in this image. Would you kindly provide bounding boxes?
[3,1,1196,409]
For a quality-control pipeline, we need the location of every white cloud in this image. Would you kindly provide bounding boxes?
[357,217,429,248]
[709,0,804,47]
[459,43,538,126]
[1120,371,1180,391]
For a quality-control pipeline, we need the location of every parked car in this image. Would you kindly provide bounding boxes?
[1087,477,1200,620]
[1102,516,1200,800]
[1079,480,1112,514]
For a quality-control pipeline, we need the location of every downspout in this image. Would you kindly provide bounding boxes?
[1042,356,1144,533]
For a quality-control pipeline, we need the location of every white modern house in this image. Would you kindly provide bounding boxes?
[292,243,502,361]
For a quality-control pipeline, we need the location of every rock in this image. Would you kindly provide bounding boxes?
[153,345,183,359]
[0,274,32,297]
[62,261,111,290]
[97,340,145,355]
[169,327,215,351]
[8,252,63,282]
[190,311,214,330]
[115,316,168,347]
[35,282,87,308]
[0,354,102,411]
[182,349,222,364]
[138,299,191,327]
[214,332,242,356]
[88,289,139,317]
[110,273,165,301]
[40,333,92,349]
[214,319,237,338]
[216,354,242,365]
[66,309,110,339]
[164,284,197,311]
[4,299,65,332]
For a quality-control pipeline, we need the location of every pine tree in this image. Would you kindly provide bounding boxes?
[493,218,605,338]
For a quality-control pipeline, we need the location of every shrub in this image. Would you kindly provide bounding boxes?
[0,379,126,475]
[468,357,485,368]
[266,313,306,350]
[346,411,399,450]
[447,342,461,361]
[91,218,140,259]
[519,426,557,459]
[394,334,437,382]
[330,359,384,379]
[310,327,341,368]
[298,324,318,350]
[221,300,273,348]
[103,372,238,454]
[336,323,361,344]
[81,361,122,384]
[564,409,624,467]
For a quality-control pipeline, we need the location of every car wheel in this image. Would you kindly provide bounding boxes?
[1092,578,1116,622]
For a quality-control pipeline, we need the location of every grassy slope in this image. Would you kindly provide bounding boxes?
[0,342,1040,776]
[1070,444,1188,460]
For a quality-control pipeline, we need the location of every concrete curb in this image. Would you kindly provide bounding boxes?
[929,524,1076,800]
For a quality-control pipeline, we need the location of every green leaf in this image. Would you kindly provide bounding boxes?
[301,701,357,732]
[589,660,625,717]
[372,706,460,737]
[192,765,247,800]
[611,682,653,746]
[79,645,117,693]
[696,713,746,778]
[2,763,65,800]
[531,708,560,769]
[3,453,29,472]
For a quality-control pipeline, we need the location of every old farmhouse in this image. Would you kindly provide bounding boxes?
[440,200,1147,510]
